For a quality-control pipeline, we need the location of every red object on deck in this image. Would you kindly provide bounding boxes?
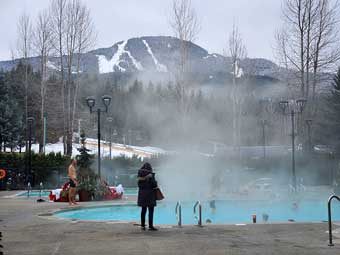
[103,187,123,200]
[252,214,257,223]
[49,182,123,202]
[49,182,70,202]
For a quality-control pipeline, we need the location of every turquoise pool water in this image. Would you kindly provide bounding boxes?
[54,200,340,224]
[17,191,50,197]
[124,188,137,195]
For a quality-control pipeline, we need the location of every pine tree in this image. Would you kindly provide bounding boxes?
[75,130,96,196]
[0,72,23,151]
[317,67,340,152]
[76,130,95,176]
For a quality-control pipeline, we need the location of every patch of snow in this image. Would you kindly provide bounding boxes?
[142,39,168,72]
[203,54,218,59]
[209,75,213,79]
[167,43,171,48]
[47,61,59,71]
[124,48,143,71]
[232,60,244,78]
[17,140,166,160]
[97,40,143,73]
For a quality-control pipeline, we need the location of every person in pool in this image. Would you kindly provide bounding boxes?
[137,162,158,231]
[209,200,216,213]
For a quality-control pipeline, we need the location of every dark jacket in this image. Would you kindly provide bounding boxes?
[137,168,158,207]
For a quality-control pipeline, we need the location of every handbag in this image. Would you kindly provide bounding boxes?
[155,188,164,200]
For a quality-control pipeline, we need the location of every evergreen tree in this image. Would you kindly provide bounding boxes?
[316,67,340,151]
[76,130,95,177]
[0,72,23,151]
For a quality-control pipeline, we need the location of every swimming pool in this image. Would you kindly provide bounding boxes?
[123,188,137,195]
[17,191,50,197]
[54,199,340,224]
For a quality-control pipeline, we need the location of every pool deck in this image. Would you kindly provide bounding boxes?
[1,191,340,255]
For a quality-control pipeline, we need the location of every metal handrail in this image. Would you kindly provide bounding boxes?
[39,182,43,198]
[175,201,182,227]
[328,195,340,246]
[193,201,202,227]
[27,182,31,198]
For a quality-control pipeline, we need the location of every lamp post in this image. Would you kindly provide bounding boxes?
[279,98,307,191]
[86,95,112,179]
[305,119,313,152]
[27,117,34,184]
[261,119,268,160]
[107,117,113,160]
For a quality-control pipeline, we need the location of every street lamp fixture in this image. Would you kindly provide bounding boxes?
[278,98,307,191]
[86,96,112,179]
[279,100,289,113]
[86,97,95,112]
[296,98,307,113]
[102,95,112,110]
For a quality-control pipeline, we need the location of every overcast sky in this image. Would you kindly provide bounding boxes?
[0,0,282,61]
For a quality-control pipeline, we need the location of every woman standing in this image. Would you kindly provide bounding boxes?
[137,162,158,231]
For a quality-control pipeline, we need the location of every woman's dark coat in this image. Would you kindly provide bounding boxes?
[137,168,157,207]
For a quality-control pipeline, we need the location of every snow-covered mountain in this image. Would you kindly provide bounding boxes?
[0,36,280,84]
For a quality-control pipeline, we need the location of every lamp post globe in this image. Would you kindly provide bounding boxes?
[86,97,95,112]
[102,95,112,110]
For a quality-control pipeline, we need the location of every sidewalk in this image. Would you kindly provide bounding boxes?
[1,192,340,255]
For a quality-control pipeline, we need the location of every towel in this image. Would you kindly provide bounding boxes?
[51,188,63,200]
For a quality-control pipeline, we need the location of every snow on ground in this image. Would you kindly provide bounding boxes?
[232,60,244,78]
[47,61,59,71]
[142,39,168,72]
[97,40,143,73]
[19,139,165,160]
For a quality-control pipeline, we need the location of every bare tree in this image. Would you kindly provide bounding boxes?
[170,0,200,76]
[64,0,81,156]
[227,23,247,150]
[50,0,67,154]
[169,0,200,130]
[71,2,96,148]
[32,8,53,153]
[311,0,340,99]
[16,12,32,151]
[276,0,340,100]
[50,0,96,156]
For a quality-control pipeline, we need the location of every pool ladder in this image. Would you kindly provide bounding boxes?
[328,195,340,246]
[193,201,202,227]
[175,201,182,227]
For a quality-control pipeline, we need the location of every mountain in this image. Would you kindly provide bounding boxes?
[0,36,280,85]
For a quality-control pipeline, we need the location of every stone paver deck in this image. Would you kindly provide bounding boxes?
[1,191,340,255]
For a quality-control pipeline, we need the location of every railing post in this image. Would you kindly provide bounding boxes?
[328,195,340,246]
[194,201,202,227]
[39,182,43,198]
[199,203,202,226]
[175,201,182,227]
[27,182,31,198]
